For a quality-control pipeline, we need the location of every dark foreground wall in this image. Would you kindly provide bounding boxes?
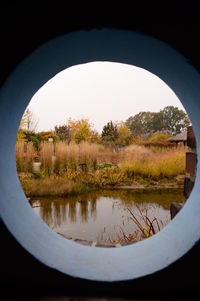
[0,2,200,300]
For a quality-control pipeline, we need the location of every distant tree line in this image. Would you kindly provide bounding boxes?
[17,106,190,148]
[126,106,190,136]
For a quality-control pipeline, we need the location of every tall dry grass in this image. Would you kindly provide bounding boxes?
[54,141,99,173]
[15,141,35,172]
[39,142,54,176]
[121,145,186,180]
[21,177,73,197]
[54,141,68,174]
[16,141,186,181]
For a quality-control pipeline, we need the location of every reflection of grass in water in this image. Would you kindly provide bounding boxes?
[31,189,183,243]
[67,188,185,210]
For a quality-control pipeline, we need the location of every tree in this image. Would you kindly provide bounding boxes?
[126,106,190,136]
[116,122,132,146]
[74,119,92,143]
[126,112,155,136]
[55,125,70,141]
[38,131,59,143]
[157,106,190,135]
[66,118,93,143]
[90,130,102,144]
[101,121,118,144]
[19,108,38,131]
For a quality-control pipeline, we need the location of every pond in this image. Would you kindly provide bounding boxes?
[29,189,186,246]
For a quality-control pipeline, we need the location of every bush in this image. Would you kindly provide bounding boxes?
[148,132,171,142]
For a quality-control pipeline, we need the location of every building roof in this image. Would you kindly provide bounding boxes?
[168,130,187,142]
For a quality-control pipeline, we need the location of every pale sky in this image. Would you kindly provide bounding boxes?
[27,61,186,133]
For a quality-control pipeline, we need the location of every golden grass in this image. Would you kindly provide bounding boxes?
[16,141,186,182]
[121,148,186,180]
[20,176,92,197]
[39,142,54,176]
[54,141,68,174]
[21,177,73,197]
[15,141,35,172]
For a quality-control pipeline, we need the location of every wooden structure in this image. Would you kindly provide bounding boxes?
[168,130,187,147]
[170,126,197,219]
[184,126,197,198]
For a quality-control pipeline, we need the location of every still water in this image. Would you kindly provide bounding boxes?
[30,189,185,245]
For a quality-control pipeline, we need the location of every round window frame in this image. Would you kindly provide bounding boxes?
[0,29,200,282]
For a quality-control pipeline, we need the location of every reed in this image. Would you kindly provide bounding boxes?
[15,141,35,172]
[54,141,68,174]
[39,142,54,176]
[121,148,186,180]
[21,177,73,197]
[16,141,186,186]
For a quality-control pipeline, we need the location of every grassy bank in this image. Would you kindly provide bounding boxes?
[16,141,186,196]
[19,175,92,197]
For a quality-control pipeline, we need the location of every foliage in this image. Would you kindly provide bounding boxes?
[16,129,26,141]
[38,131,59,143]
[148,131,172,142]
[126,111,155,136]
[116,122,132,146]
[126,106,190,136]
[90,130,102,144]
[98,162,113,169]
[101,121,118,144]
[65,118,93,143]
[71,182,91,195]
[152,106,190,134]
[21,130,40,150]
[55,124,70,141]
[74,119,92,143]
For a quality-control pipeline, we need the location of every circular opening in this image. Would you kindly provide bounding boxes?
[16,61,195,248]
[0,29,200,282]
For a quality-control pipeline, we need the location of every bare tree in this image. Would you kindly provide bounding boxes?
[19,108,38,131]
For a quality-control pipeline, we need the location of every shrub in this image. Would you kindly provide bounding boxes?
[148,132,172,142]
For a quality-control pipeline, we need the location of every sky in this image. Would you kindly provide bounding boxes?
[27,61,186,133]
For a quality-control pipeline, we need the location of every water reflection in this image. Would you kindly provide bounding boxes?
[30,189,185,243]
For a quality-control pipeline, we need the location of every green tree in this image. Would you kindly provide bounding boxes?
[157,106,190,134]
[23,131,40,150]
[126,112,155,135]
[38,131,59,143]
[55,125,70,141]
[126,106,190,136]
[101,121,118,144]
